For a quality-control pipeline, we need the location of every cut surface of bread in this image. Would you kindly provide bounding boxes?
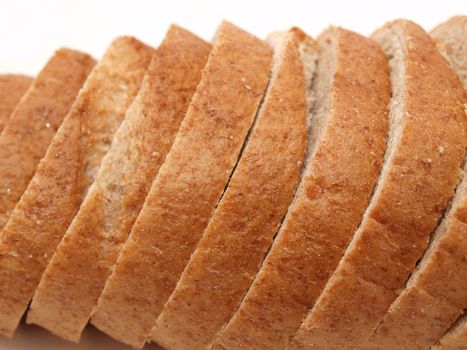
[434,314,467,349]
[81,25,210,343]
[288,19,467,350]
[0,74,33,132]
[91,21,273,349]
[213,26,391,350]
[0,49,95,232]
[365,17,467,350]
[23,37,154,342]
[431,16,467,91]
[151,28,317,350]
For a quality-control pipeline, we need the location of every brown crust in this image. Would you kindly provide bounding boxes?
[436,315,467,349]
[289,20,466,350]
[214,27,391,350]
[365,17,467,350]
[0,75,33,132]
[151,28,314,350]
[85,25,211,343]
[23,37,154,342]
[0,49,95,232]
[89,21,272,348]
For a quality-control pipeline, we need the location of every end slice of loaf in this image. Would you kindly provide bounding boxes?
[434,314,467,349]
[20,37,153,342]
[78,25,210,343]
[365,16,467,350]
[214,26,391,350]
[288,19,466,350]
[151,27,317,350]
[0,74,32,132]
[90,21,273,349]
[0,49,95,232]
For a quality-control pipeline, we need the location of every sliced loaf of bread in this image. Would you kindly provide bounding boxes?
[23,37,154,341]
[90,21,273,348]
[0,49,95,232]
[213,26,390,350]
[0,74,32,132]
[288,19,466,350]
[151,27,318,350]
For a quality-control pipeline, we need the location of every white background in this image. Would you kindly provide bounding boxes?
[0,0,465,348]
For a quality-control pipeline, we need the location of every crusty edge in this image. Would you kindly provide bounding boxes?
[434,314,467,349]
[288,19,466,350]
[0,74,33,132]
[88,25,211,344]
[151,28,316,350]
[213,26,390,350]
[25,37,154,342]
[365,18,467,350]
[0,49,95,232]
[89,21,272,349]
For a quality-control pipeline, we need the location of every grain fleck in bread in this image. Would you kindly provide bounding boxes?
[213,26,390,350]
[0,75,32,132]
[288,19,467,350]
[364,17,467,350]
[91,21,272,349]
[81,25,209,342]
[22,37,153,342]
[0,49,95,232]
[152,28,317,350]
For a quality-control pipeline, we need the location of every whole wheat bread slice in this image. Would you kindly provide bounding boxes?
[288,19,466,350]
[151,28,318,350]
[433,314,467,349]
[47,25,209,343]
[0,49,95,232]
[0,75,33,132]
[21,37,153,341]
[214,26,391,350]
[365,16,467,350]
[90,21,272,349]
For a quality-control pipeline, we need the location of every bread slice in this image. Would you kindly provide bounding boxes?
[364,17,467,350]
[151,28,317,350]
[434,314,467,349]
[0,49,95,232]
[288,19,466,350]
[20,37,153,341]
[0,74,33,132]
[43,25,208,343]
[213,27,390,350]
[90,21,272,348]
[431,16,467,91]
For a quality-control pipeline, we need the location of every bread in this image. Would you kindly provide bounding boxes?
[152,28,317,350]
[0,49,95,232]
[0,74,32,132]
[431,16,467,91]
[288,19,466,350]
[214,26,390,350]
[434,314,467,349]
[23,37,154,341]
[89,21,273,348]
[363,17,467,350]
[80,25,210,342]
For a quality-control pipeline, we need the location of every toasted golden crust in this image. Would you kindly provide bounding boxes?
[82,25,210,344]
[364,18,467,350]
[23,37,153,342]
[0,49,95,232]
[0,75,32,132]
[289,20,466,350]
[214,27,390,350]
[152,28,315,350]
[90,21,272,349]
